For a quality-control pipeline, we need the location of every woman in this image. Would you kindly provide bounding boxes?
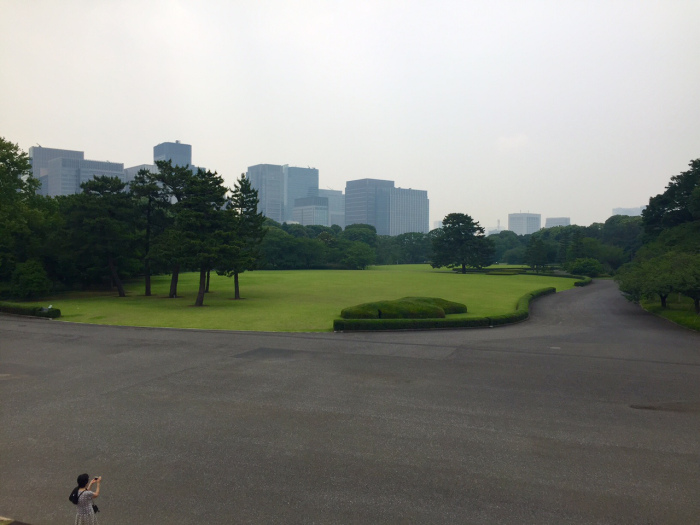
[74,473,101,525]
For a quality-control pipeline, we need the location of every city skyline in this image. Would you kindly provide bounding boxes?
[2,2,698,229]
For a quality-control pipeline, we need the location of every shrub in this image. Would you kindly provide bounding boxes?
[340,297,467,320]
[10,259,52,300]
[0,301,61,318]
[566,258,604,277]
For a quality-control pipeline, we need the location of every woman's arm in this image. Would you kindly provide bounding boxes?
[89,477,101,498]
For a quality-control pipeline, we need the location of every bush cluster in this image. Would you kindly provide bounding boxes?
[333,288,555,331]
[0,302,61,318]
[340,297,467,320]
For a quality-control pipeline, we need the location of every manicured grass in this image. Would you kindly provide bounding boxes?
[642,295,700,332]
[26,265,578,332]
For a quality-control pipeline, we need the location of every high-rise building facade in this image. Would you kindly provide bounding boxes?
[508,213,541,236]
[544,217,571,228]
[29,146,85,195]
[345,178,429,235]
[30,145,124,197]
[292,196,329,226]
[387,187,429,235]
[153,140,192,168]
[246,164,286,223]
[318,189,345,228]
[284,166,319,222]
[345,179,394,234]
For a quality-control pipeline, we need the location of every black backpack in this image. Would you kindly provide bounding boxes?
[68,487,80,505]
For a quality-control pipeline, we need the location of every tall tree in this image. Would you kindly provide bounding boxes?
[431,213,495,273]
[175,168,228,306]
[217,175,266,299]
[0,137,41,281]
[63,176,136,296]
[130,168,170,296]
[643,158,700,236]
[151,160,195,298]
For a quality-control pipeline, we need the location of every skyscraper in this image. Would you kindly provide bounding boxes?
[345,179,394,234]
[285,166,319,222]
[246,164,285,223]
[345,178,429,235]
[153,140,192,168]
[508,213,541,235]
[292,196,329,226]
[29,146,84,195]
[318,189,345,228]
[387,187,429,235]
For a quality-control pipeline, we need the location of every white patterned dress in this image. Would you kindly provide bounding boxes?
[76,489,98,525]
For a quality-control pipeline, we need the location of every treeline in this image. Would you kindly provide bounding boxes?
[258,222,433,270]
[615,159,700,313]
[489,215,644,276]
[0,137,435,302]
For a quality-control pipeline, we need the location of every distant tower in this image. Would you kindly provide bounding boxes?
[153,140,192,168]
[508,213,541,235]
[246,164,286,223]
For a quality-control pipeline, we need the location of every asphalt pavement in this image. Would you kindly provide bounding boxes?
[1,280,698,524]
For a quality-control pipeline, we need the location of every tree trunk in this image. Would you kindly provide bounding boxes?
[694,297,699,314]
[206,269,211,293]
[169,264,180,298]
[144,258,151,297]
[194,268,207,306]
[144,196,152,296]
[461,263,466,274]
[660,294,668,308]
[108,256,126,297]
[234,271,240,300]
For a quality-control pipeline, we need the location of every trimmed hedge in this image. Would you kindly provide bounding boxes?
[572,275,593,286]
[333,287,556,331]
[0,301,61,319]
[340,297,467,320]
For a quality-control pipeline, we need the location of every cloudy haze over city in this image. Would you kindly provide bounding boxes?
[2,0,699,229]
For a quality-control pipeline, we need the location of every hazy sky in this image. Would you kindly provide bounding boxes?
[2,1,699,229]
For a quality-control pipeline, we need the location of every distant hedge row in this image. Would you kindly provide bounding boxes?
[0,302,61,318]
[572,275,593,286]
[333,287,556,331]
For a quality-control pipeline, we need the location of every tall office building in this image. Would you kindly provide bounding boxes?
[45,158,125,196]
[246,164,286,223]
[345,178,429,235]
[292,196,329,226]
[508,213,541,236]
[345,179,394,234]
[318,189,345,228]
[387,187,429,235]
[544,217,571,228]
[285,166,319,222]
[29,146,84,195]
[29,146,124,197]
[153,140,192,168]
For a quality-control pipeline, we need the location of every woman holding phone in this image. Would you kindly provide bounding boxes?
[73,473,101,525]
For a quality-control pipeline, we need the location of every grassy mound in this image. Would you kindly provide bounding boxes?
[340,297,467,319]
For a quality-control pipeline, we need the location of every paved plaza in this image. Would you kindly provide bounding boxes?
[1,280,699,524]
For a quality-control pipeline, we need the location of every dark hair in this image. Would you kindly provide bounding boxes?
[77,473,89,488]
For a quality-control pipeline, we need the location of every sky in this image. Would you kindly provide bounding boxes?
[2,0,699,230]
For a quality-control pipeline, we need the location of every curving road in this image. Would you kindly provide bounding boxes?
[1,280,698,524]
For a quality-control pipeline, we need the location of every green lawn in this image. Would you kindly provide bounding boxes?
[28,265,578,332]
[642,295,700,332]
